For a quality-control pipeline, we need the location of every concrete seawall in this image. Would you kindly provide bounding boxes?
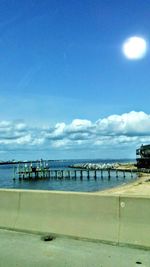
[0,188,150,249]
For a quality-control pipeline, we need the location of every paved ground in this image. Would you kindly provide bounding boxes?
[0,229,149,267]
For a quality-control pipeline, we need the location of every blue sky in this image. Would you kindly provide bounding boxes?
[0,0,150,160]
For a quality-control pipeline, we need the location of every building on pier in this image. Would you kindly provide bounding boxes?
[136,144,150,169]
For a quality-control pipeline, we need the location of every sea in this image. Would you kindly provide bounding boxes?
[0,159,137,192]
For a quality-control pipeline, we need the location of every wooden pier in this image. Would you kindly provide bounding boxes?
[13,164,137,181]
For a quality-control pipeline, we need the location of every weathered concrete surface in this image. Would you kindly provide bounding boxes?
[0,177,150,266]
[0,178,150,249]
[0,229,149,267]
[119,196,150,248]
[16,192,119,243]
[0,190,119,243]
[96,176,150,248]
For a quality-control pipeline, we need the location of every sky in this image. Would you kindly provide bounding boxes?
[0,0,150,160]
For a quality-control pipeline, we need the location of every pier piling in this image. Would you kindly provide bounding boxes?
[94,170,97,180]
[13,162,137,183]
[80,170,83,180]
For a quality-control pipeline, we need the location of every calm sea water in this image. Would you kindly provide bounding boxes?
[0,159,137,192]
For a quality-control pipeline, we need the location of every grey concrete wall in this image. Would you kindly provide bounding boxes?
[119,196,150,248]
[0,189,149,248]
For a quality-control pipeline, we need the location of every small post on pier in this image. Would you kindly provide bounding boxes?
[55,170,58,179]
[116,170,118,179]
[108,169,111,180]
[30,163,33,179]
[41,168,44,179]
[18,163,21,180]
[58,170,63,179]
[50,171,54,179]
[87,170,90,180]
[61,170,64,179]
[131,169,133,178]
[13,166,16,180]
[36,170,39,180]
[69,171,72,179]
[74,170,77,179]
[22,165,25,180]
[68,170,70,179]
[63,170,67,179]
[94,170,97,180]
[28,168,31,179]
[123,170,126,179]
[101,169,103,179]
[80,170,83,180]
[24,164,27,179]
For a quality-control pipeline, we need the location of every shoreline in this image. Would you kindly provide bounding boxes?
[95,172,150,195]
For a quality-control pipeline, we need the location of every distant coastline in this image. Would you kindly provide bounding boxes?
[0,160,41,165]
[0,158,136,166]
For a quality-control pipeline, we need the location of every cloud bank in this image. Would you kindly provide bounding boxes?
[0,111,150,156]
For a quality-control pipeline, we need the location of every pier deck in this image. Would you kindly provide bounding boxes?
[14,167,136,180]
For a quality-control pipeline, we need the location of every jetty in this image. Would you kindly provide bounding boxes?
[13,162,137,181]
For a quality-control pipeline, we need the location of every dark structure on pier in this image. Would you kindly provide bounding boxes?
[136,144,150,169]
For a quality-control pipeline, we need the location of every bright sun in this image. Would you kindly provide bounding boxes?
[122,36,147,60]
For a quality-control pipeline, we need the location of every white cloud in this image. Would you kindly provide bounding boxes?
[0,111,150,154]
[67,119,92,132]
[16,134,32,145]
[52,139,71,148]
[96,111,150,135]
[15,122,26,131]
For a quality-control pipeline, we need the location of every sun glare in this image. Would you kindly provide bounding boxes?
[122,36,147,60]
